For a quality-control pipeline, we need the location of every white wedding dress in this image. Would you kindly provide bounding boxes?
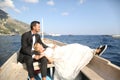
[45,43,94,80]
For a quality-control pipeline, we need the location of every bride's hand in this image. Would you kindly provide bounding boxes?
[34,54,45,60]
[34,55,40,60]
[51,41,56,49]
[39,54,45,58]
[48,57,54,64]
[52,44,56,49]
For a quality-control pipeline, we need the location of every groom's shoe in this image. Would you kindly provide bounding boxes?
[96,45,107,56]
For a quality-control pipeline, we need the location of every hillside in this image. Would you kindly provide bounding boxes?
[0,9,29,35]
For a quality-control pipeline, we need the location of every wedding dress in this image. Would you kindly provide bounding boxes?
[45,43,94,80]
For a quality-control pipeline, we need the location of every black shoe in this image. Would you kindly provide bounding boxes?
[96,45,107,56]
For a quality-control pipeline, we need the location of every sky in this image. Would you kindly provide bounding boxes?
[0,0,120,35]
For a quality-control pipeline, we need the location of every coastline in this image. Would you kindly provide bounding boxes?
[0,33,18,36]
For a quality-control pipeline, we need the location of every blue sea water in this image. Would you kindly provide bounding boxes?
[0,35,120,67]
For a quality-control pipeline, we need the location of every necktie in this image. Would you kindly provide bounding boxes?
[32,34,35,36]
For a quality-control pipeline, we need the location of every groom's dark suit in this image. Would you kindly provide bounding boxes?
[18,31,48,78]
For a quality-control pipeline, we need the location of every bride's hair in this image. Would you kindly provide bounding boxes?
[34,43,42,52]
[34,43,39,51]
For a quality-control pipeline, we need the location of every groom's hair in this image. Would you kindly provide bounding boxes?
[30,21,40,30]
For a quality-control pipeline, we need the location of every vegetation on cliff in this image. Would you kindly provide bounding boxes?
[0,9,29,35]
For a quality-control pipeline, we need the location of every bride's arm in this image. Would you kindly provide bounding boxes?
[42,48,55,63]
[46,57,54,63]
[41,52,54,63]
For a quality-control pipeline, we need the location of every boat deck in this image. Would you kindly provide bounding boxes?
[0,51,28,80]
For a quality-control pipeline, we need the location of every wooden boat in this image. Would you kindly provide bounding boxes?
[0,38,120,80]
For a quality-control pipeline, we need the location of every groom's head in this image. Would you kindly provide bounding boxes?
[30,21,40,33]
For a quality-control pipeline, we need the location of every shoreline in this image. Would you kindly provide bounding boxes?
[0,33,19,36]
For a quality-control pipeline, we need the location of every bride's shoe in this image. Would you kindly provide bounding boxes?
[95,45,107,56]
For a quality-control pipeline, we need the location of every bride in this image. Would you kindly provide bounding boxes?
[34,43,107,80]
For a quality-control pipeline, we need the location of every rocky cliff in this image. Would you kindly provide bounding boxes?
[0,9,29,35]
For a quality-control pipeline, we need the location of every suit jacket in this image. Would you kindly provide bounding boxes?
[18,31,48,63]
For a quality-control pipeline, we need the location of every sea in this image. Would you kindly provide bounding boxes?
[0,35,120,67]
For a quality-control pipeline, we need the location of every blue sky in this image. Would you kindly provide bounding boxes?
[0,0,120,35]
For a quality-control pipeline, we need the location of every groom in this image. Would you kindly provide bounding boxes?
[18,21,48,80]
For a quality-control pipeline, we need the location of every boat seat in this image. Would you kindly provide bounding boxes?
[33,62,54,70]
[81,66,104,80]
[33,61,54,76]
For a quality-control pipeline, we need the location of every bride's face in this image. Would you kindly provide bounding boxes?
[37,44,44,52]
